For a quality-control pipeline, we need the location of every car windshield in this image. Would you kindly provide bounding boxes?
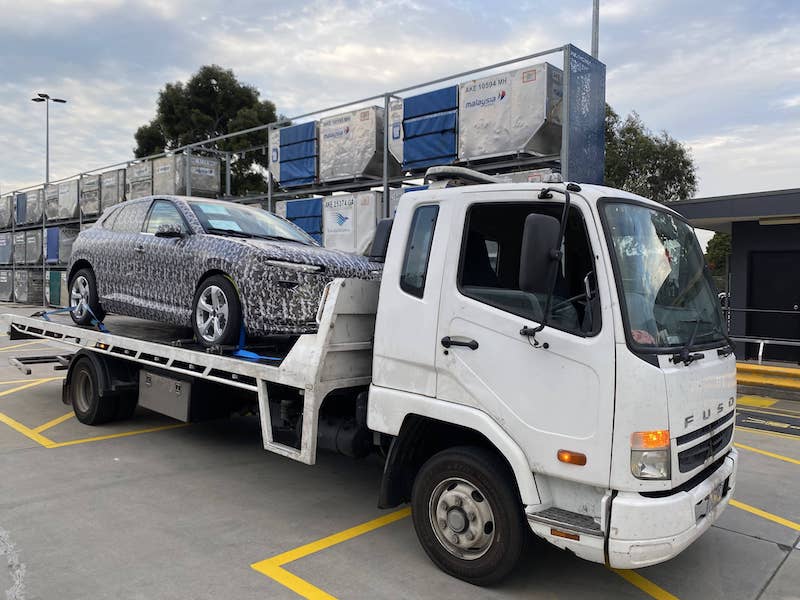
[189,201,315,245]
[603,201,726,350]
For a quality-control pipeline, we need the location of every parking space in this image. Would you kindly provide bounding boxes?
[0,311,798,599]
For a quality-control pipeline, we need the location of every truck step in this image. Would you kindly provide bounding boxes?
[527,507,602,536]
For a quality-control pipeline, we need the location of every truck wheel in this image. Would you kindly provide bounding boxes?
[69,355,116,425]
[411,446,526,586]
[69,268,105,326]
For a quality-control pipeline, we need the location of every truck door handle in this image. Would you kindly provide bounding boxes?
[441,336,479,350]
[134,245,145,253]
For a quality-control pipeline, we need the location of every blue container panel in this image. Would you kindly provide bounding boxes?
[285,198,322,219]
[404,86,458,120]
[280,140,317,162]
[281,158,318,185]
[310,233,323,245]
[404,111,457,139]
[280,122,316,145]
[290,216,323,234]
[403,133,458,167]
[46,228,60,263]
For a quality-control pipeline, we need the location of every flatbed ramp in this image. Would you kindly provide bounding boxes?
[0,278,380,465]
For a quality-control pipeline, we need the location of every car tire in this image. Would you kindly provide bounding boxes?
[69,267,105,326]
[411,446,527,586]
[191,275,242,347]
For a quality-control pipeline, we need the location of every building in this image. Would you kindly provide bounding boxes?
[673,188,800,364]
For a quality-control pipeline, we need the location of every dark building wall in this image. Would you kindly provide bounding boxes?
[730,221,800,360]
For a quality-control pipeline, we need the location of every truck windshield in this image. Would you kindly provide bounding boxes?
[189,201,315,245]
[602,201,726,351]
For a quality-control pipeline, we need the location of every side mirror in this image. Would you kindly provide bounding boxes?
[368,218,394,262]
[519,213,560,294]
[154,223,184,238]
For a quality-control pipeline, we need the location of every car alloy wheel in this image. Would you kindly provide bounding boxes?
[70,275,90,320]
[195,285,230,344]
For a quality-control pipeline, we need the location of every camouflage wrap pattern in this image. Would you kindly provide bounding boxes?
[68,196,382,336]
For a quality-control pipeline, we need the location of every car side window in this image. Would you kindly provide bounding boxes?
[400,205,439,298]
[145,200,187,234]
[458,202,601,337]
[111,202,150,233]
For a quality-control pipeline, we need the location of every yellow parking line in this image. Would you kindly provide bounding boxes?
[0,412,56,447]
[611,569,679,600]
[735,443,800,466]
[730,499,800,531]
[736,426,799,441]
[251,508,411,599]
[737,396,778,408]
[47,423,189,448]
[0,377,60,386]
[33,411,75,433]
[0,377,61,399]
[0,341,47,352]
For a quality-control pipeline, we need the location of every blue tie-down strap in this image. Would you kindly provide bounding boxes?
[231,322,282,362]
[34,305,109,333]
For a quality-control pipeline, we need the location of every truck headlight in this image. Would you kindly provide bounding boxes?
[630,430,671,480]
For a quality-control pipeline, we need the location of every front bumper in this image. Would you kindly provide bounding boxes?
[607,447,738,569]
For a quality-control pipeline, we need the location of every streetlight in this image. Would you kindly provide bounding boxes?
[31,92,67,184]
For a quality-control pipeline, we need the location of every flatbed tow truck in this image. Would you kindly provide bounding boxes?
[1,168,738,585]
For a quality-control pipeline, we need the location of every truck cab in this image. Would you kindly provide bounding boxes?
[368,174,737,583]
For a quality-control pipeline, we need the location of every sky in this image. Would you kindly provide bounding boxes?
[0,0,798,201]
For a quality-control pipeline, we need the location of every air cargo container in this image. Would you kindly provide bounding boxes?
[388,100,404,165]
[268,122,319,188]
[101,169,126,211]
[322,188,405,254]
[0,232,12,265]
[458,63,563,161]
[13,232,25,265]
[44,184,59,221]
[319,106,400,183]
[13,269,43,303]
[57,180,80,220]
[80,174,101,218]
[0,194,13,228]
[0,269,12,301]
[58,227,80,264]
[402,86,459,171]
[275,197,323,244]
[126,162,153,200]
[46,270,69,307]
[25,229,43,264]
[15,188,44,225]
[152,155,220,198]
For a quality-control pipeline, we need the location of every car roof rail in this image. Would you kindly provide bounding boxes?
[423,166,501,188]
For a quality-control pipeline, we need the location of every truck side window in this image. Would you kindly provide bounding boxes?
[400,205,439,298]
[459,202,601,336]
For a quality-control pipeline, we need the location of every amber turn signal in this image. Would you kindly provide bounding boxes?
[551,528,580,541]
[557,449,587,466]
[631,430,670,450]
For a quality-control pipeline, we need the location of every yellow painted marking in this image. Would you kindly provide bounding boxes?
[735,443,800,465]
[47,423,188,448]
[33,411,75,433]
[730,499,800,531]
[737,396,778,408]
[0,340,47,352]
[0,377,63,386]
[739,405,800,418]
[0,377,61,399]
[611,569,680,600]
[251,508,411,599]
[0,412,56,447]
[736,426,799,441]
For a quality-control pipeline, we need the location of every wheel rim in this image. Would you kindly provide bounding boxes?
[195,285,230,344]
[70,275,90,320]
[73,369,94,414]
[428,477,496,560]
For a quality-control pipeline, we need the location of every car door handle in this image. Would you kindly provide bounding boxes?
[441,336,479,350]
[134,245,145,253]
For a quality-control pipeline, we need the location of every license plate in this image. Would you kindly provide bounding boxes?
[695,480,725,521]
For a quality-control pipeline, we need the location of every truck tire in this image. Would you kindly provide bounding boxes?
[69,355,117,425]
[411,446,526,586]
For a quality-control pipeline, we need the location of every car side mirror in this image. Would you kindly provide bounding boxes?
[519,213,561,294]
[154,224,184,239]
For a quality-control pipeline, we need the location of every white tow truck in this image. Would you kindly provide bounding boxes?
[2,167,738,585]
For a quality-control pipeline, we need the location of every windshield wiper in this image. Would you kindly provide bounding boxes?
[249,233,308,244]
[205,227,254,238]
[671,315,705,366]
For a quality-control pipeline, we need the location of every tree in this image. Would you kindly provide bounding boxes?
[705,232,731,277]
[604,105,697,204]
[133,65,278,195]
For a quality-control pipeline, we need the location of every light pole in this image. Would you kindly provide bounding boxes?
[31,93,67,184]
[591,0,600,58]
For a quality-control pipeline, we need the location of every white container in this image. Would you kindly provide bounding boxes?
[126,162,153,199]
[388,99,404,165]
[44,184,59,220]
[152,155,220,197]
[80,174,101,218]
[101,169,126,210]
[323,188,406,255]
[57,180,79,220]
[318,106,400,183]
[268,128,281,183]
[0,194,13,228]
[0,269,12,301]
[458,63,563,161]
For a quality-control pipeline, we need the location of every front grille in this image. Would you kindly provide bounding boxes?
[678,424,733,473]
[676,410,734,446]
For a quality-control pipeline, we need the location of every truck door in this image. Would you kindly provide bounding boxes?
[435,194,616,488]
